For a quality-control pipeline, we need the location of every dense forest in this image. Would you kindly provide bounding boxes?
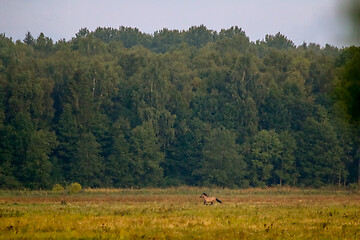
[0,25,359,189]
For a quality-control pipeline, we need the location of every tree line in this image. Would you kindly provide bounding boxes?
[0,25,359,189]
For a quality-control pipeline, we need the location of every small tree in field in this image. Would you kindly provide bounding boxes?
[52,184,65,194]
[68,182,82,194]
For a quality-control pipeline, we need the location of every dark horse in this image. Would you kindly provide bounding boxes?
[200,193,222,205]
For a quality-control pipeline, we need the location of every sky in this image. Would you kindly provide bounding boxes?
[0,0,355,47]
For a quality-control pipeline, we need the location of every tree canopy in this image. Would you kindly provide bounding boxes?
[0,26,359,189]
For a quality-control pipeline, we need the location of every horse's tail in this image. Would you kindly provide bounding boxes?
[216,198,222,203]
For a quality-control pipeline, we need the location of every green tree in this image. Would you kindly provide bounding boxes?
[112,26,152,48]
[0,27,358,189]
[247,130,283,187]
[164,118,210,186]
[277,131,297,186]
[23,31,35,45]
[71,132,104,187]
[35,33,53,53]
[184,25,215,48]
[336,47,360,123]
[0,125,21,189]
[194,127,247,187]
[265,32,295,49]
[22,130,58,189]
[55,103,79,181]
[75,28,90,38]
[105,118,133,187]
[129,121,164,187]
[152,28,183,53]
[259,87,291,131]
[7,113,34,186]
[296,117,344,186]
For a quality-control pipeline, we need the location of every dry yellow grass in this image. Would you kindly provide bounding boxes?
[0,188,359,239]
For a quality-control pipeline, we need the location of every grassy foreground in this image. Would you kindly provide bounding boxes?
[0,187,359,239]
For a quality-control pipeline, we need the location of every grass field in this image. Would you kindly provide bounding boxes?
[0,187,359,239]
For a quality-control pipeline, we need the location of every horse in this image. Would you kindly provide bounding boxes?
[200,193,222,205]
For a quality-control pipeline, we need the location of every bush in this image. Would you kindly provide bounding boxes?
[68,182,82,194]
[52,184,65,193]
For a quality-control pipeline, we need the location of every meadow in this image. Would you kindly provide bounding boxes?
[0,187,359,239]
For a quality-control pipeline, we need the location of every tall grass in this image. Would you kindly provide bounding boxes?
[0,187,359,239]
[1,186,358,197]
[83,185,360,196]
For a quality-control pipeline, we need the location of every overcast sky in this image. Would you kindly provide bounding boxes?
[0,0,354,47]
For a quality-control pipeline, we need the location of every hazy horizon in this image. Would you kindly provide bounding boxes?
[0,0,355,47]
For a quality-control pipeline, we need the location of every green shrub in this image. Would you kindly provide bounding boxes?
[52,184,65,193]
[68,182,82,194]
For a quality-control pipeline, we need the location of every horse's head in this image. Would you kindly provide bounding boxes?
[200,193,208,198]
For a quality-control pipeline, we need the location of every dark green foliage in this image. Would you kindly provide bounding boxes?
[264,32,296,49]
[71,132,104,187]
[336,47,360,123]
[296,117,344,186]
[23,31,34,45]
[246,130,283,187]
[129,122,164,187]
[194,127,247,188]
[0,27,357,189]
